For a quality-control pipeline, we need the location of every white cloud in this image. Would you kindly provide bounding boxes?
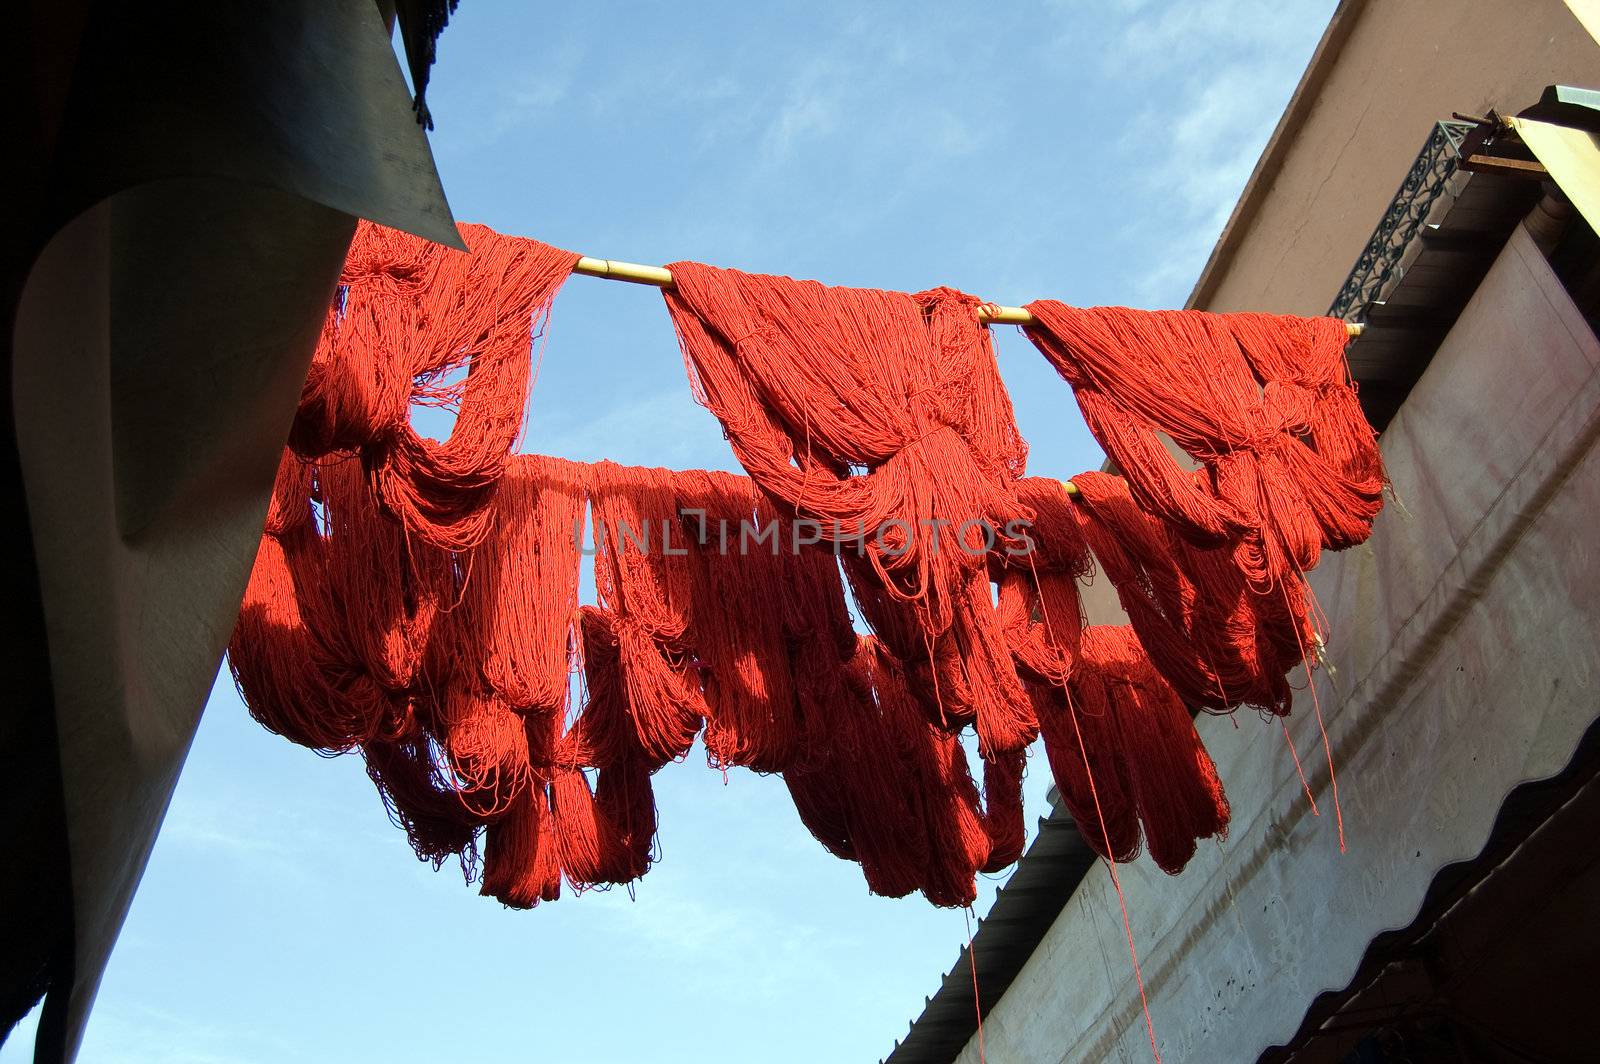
[583,871,850,1002]
[434,38,587,153]
[76,1003,295,1064]
[496,41,584,120]
[1101,0,1314,70]
[584,52,742,112]
[762,88,841,162]
[526,385,735,471]
[160,802,298,863]
[1103,0,1338,305]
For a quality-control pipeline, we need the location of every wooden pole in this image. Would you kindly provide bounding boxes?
[572,255,1366,336]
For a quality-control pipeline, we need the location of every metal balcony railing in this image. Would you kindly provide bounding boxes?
[1327,120,1476,320]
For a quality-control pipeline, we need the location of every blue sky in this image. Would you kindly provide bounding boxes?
[6,2,1337,1061]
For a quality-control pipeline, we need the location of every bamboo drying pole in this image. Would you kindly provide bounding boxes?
[572,256,1367,335]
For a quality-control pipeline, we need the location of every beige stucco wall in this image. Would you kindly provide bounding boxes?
[1191,0,1599,316]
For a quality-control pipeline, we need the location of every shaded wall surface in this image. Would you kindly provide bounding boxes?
[955,222,1600,1061]
[944,4,1600,1059]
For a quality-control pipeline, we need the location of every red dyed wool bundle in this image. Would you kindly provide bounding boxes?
[589,461,707,767]
[231,451,645,905]
[441,454,586,715]
[1067,470,1312,714]
[231,449,1039,909]
[230,453,433,752]
[784,636,1015,908]
[675,468,801,773]
[550,609,660,889]
[1034,626,1231,875]
[662,264,1038,759]
[229,229,1396,915]
[993,476,1094,688]
[1023,305,1384,593]
[289,221,579,553]
[989,482,1233,875]
[768,509,1024,905]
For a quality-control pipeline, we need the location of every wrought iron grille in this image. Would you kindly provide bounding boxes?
[1327,120,1476,321]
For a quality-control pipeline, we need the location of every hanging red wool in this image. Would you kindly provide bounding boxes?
[550,760,658,890]
[230,532,397,751]
[220,215,1395,915]
[662,264,1037,758]
[821,639,979,906]
[557,606,647,773]
[289,221,580,553]
[262,447,315,539]
[782,645,876,862]
[772,510,869,782]
[1222,312,1386,552]
[774,534,930,887]
[978,748,1028,872]
[771,525,996,899]
[842,547,1037,762]
[766,521,1028,903]
[1068,470,1310,714]
[394,454,580,883]
[868,640,999,908]
[230,452,409,750]
[1022,304,1384,592]
[421,686,536,820]
[588,460,707,767]
[674,468,801,773]
[440,453,585,713]
[293,456,455,693]
[480,782,562,909]
[993,476,1093,687]
[1037,626,1230,875]
[589,756,658,883]
[230,443,1244,907]
[788,646,927,897]
[479,605,660,908]
[551,607,659,889]
[1095,626,1230,874]
[362,731,484,869]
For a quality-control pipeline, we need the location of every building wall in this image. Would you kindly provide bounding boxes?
[955,4,1600,1059]
[1190,0,1599,316]
[957,219,1600,1064]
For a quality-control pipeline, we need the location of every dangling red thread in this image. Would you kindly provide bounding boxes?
[1281,721,1321,817]
[1283,583,1345,852]
[1025,551,1161,1063]
[965,906,987,1064]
